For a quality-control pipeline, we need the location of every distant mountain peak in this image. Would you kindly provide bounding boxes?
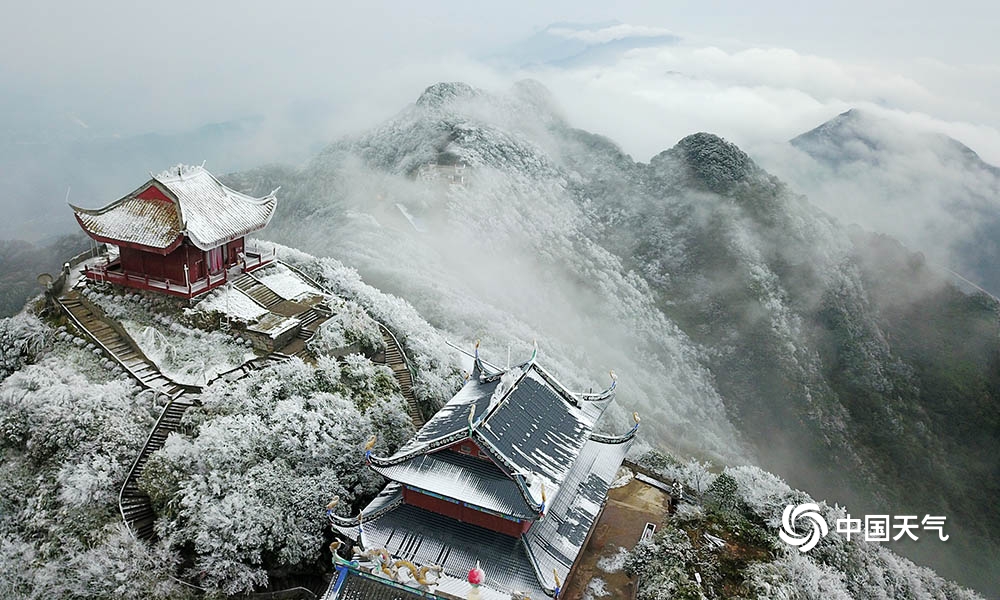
[792,108,999,173]
[658,132,760,194]
[415,82,481,109]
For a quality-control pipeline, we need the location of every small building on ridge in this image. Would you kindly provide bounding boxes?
[70,165,276,298]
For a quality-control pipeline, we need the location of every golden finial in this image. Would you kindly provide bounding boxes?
[541,481,547,503]
[326,495,340,510]
[553,569,561,587]
[633,411,641,424]
[364,435,377,451]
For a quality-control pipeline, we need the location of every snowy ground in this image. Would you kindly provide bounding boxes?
[596,547,629,573]
[123,319,254,386]
[196,285,270,323]
[254,263,322,301]
[81,287,255,386]
[583,578,610,599]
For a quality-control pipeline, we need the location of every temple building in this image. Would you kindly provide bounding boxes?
[325,345,638,599]
[71,165,277,298]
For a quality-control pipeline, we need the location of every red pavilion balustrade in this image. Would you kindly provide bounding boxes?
[83,247,275,298]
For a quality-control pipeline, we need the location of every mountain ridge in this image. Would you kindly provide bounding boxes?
[227,80,1000,595]
[781,107,1000,300]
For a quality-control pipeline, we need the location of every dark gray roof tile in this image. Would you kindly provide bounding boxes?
[372,451,537,518]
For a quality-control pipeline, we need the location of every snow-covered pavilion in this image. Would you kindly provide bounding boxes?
[70,165,277,298]
[326,345,638,599]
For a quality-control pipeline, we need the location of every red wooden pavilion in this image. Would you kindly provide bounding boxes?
[71,165,277,298]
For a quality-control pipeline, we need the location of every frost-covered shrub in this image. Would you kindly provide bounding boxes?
[83,286,253,385]
[308,300,384,356]
[0,524,196,600]
[84,287,140,321]
[0,359,150,473]
[635,450,717,495]
[338,353,400,411]
[726,465,800,527]
[140,358,413,594]
[35,525,196,600]
[0,349,193,599]
[745,550,853,600]
[705,471,739,513]
[629,458,983,600]
[745,539,983,600]
[0,313,48,381]
[276,248,464,409]
[625,528,708,600]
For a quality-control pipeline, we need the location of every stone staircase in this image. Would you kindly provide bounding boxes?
[63,259,429,546]
[208,351,291,384]
[58,281,304,542]
[231,272,283,308]
[288,305,331,359]
[58,290,188,397]
[298,305,330,332]
[295,306,331,340]
[273,260,426,428]
[119,394,197,540]
[379,325,424,428]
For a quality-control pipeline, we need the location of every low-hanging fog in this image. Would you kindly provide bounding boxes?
[4,1,1000,242]
[226,79,1000,593]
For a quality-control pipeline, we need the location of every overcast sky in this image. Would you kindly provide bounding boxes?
[2,1,998,160]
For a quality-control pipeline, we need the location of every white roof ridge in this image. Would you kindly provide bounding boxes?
[153,165,274,205]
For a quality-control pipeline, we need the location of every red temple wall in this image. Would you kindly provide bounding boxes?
[119,246,146,277]
[118,238,213,284]
[402,487,530,537]
[136,184,172,203]
[184,243,203,282]
[444,439,492,460]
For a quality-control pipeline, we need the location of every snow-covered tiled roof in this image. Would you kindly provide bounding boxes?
[71,165,276,252]
[523,437,634,592]
[342,503,549,599]
[412,375,500,444]
[474,368,599,505]
[371,450,539,518]
[155,165,276,250]
[349,351,632,598]
[328,569,430,600]
[373,360,615,515]
[345,436,634,598]
[73,195,182,251]
[371,374,500,464]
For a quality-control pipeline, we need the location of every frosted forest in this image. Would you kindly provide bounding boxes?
[1,78,998,599]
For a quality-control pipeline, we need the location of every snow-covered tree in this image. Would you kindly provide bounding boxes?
[0,337,194,599]
[308,300,384,357]
[0,313,48,381]
[139,357,413,594]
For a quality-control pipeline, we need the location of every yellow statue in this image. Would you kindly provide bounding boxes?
[392,560,444,590]
[355,546,394,577]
